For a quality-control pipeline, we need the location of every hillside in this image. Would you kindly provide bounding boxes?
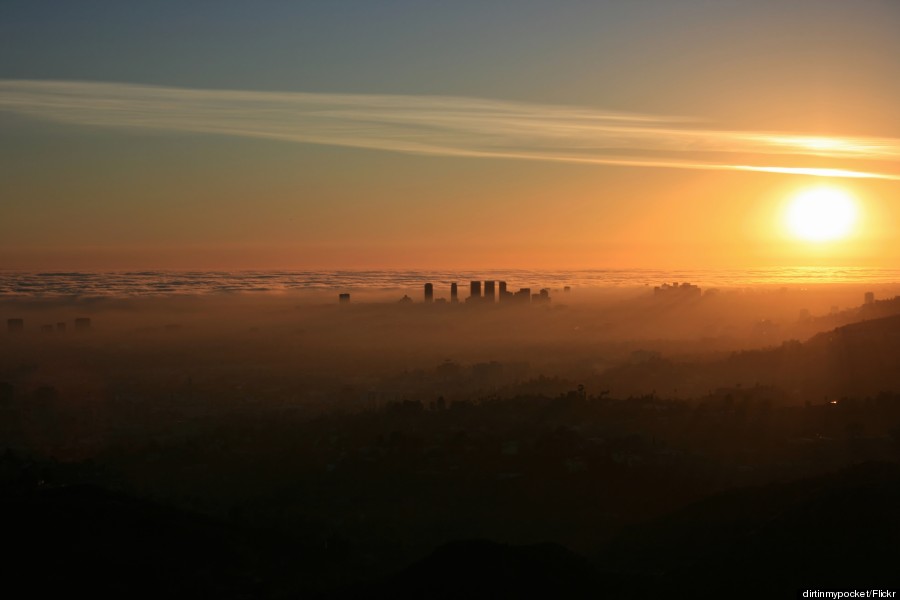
[597,313,900,401]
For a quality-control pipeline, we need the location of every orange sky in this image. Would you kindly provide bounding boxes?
[1,1,899,271]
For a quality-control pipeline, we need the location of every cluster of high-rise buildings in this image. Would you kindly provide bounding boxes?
[652,282,701,298]
[447,280,552,305]
[5,317,92,334]
[341,281,571,305]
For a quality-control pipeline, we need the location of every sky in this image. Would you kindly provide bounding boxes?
[1,0,899,271]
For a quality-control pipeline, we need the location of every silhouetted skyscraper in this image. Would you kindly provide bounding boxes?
[339,293,350,304]
[470,281,481,301]
[865,291,875,305]
[74,317,92,331]
[484,281,495,303]
[424,283,434,303]
[498,281,513,302]
[7,318,24,333]
[450,283,458,303]
[56,322,66,332]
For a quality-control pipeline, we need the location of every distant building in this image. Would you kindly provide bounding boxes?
[74,317,92,331]
[339,293,350,304]
[563,286,571,293]
[469,281,482,301]
[424,283,434,303]
[532,288,551,304]
[513,288,531,303]
[41,324,54,333]
[484,281,496,303]
[450,283,458,303]
[56,322,66,332]
[398,294,413,304]
[653,282,701,298]
[7,318,24,333]
[498,281,513,302]
[865,291,875,305]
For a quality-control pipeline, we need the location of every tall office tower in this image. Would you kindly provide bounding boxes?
[424,283,434,303]
[450,283,458,303]
[339,293,350,304]
[865,291,875,305]
[484,280,496,303]
[74,317,92,331]
[534,288,551,304]
[7,318,24,333]
[498,280,513,302]
[470,281,482,300]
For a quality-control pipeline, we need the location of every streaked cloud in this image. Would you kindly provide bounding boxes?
[1,79,898,180]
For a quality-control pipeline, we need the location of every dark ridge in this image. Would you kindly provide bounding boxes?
[339,539,599,599]
[1,483,264,599]
[603,461,900,597]
[807,312,900,347]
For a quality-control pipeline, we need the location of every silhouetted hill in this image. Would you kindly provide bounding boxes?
[336,463,900,598]
[604,461,900,597]
[808,313,900,346]
[1,483,263,599]
[599,313,900,399]
[790,314,900,397]
[350,540,599,599]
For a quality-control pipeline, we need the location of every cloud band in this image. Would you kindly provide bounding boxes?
[1,79,898,180]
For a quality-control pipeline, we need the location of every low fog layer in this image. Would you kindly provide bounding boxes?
[2,283,898,416]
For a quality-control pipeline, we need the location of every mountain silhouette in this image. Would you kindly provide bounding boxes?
[604,461,900,597]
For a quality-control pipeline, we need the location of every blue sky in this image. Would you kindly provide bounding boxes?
[4,1,897,130]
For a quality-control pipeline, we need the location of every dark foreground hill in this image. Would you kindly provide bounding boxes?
[339,540,599,599]
[3,458,900,598]
[1,482,264,599]
[353,462,900,599]
[603,461,900,597]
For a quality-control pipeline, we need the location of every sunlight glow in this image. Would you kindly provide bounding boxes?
[785,187,858,242]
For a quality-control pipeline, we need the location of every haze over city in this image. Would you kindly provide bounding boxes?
[2,2,900,598]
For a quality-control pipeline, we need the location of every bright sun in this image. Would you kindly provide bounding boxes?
[785,187,858,242]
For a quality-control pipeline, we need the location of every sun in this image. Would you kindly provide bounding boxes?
[784,187,858,242]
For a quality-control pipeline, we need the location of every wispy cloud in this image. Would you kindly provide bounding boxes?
[1,79,898,180]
